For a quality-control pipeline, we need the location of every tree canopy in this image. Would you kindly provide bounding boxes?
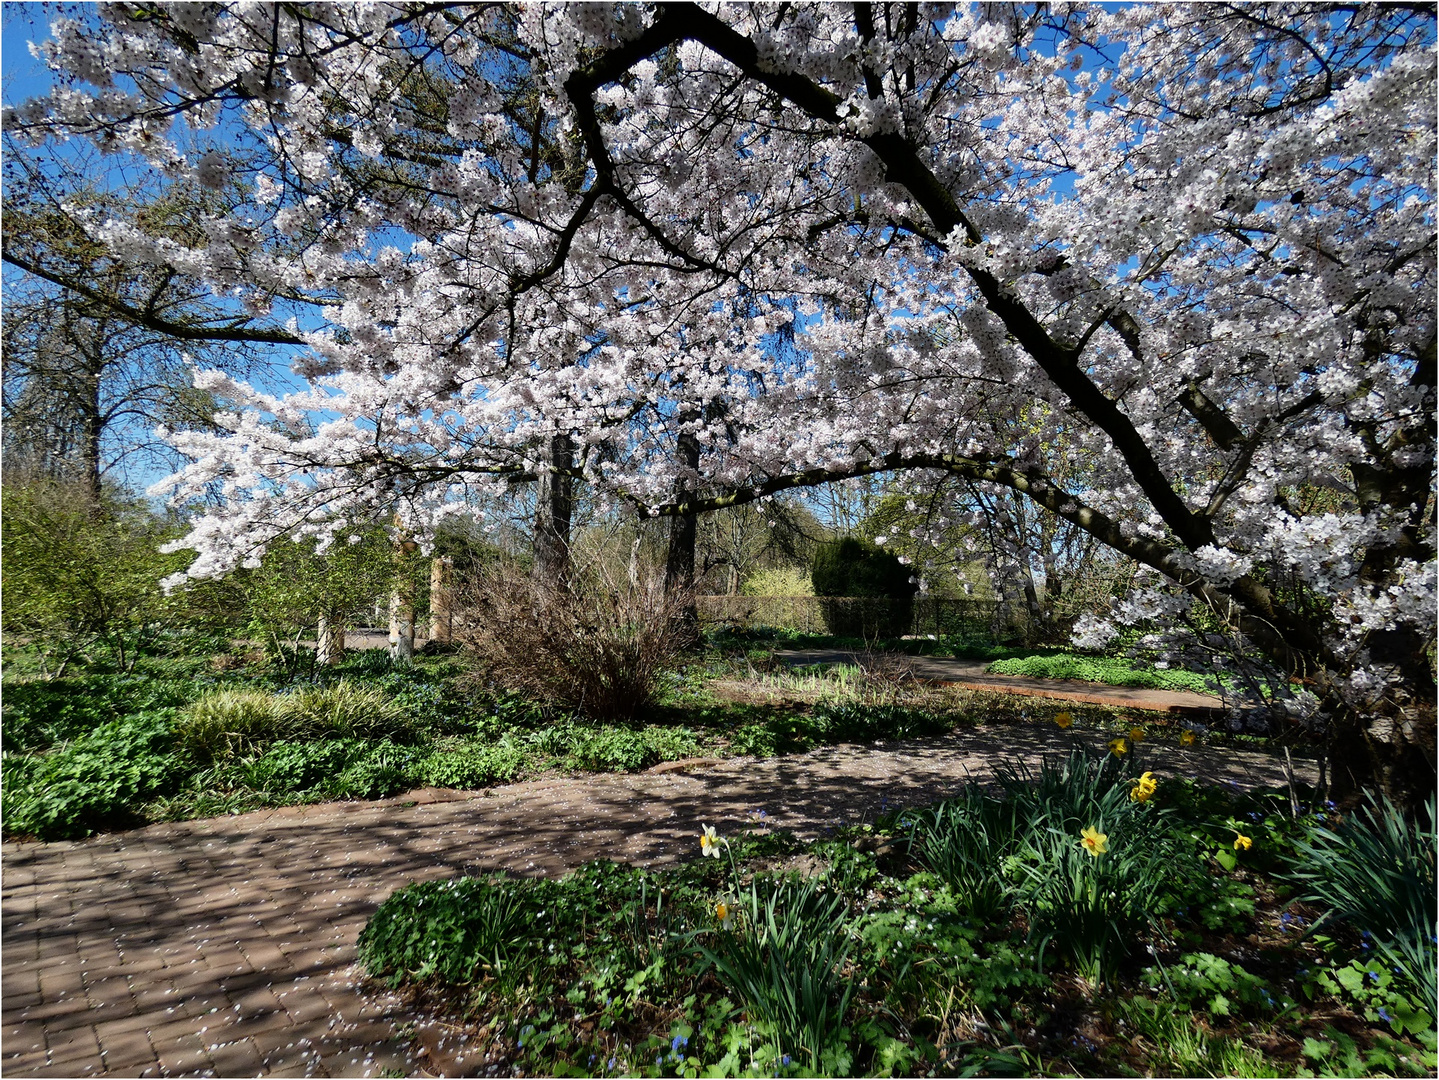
[5,2,1433,803]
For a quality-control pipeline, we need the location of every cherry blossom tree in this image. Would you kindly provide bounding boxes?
[7,3,1433,804]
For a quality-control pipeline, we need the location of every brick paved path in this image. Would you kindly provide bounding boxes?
[2,727,1315,1078]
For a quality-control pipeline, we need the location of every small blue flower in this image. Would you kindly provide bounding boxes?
[608,1057,616,1071]
[1367,970,1380,983]
[1379,1007,1394,1023]
[782,1055,791,1066]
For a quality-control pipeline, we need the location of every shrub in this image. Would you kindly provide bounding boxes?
[0,479,191,675]
[458,566,696,723]
[741,566,815,597]
[811,538,916,637]
[1,713,187,839]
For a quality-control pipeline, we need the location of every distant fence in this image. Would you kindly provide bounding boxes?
[696,595,1027,639]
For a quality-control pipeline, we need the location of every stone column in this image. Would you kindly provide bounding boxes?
[316,615,346,666]
[429,556,453,643]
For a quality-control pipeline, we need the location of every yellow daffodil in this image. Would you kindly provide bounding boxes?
[715,900,733,928]
[1128,726,1145,743]
[1130,771,1158,803]
[700,824,724,858]
[1054,711,1073,729]
[1179,730,1197,747]
[1109,737,1128,756]
[1080,825,1109,857]
[1234,833,1253,851]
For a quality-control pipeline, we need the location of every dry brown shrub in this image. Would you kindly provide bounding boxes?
[455,564,696,723]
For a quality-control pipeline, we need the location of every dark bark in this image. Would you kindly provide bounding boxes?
[533,433,574,589]
[664,417,701,633]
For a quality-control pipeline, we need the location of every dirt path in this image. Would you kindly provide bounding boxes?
[2,726,1314,1078]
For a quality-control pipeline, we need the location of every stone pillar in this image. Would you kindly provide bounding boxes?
[389,590,415,661]
[317,615,346,666]
[429,556,453,643]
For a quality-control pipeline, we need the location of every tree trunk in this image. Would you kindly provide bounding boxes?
[533,432,573,589]
[316,615,346,666]
[665,423,701,632]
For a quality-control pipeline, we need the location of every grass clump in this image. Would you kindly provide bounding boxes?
[176,678,414,759]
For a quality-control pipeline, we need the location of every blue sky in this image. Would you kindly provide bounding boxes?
[2,3,53,106]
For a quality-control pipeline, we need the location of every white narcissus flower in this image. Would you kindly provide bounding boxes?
[700,825,723,858]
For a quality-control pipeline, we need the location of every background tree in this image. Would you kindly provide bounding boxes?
[2,151,277,496]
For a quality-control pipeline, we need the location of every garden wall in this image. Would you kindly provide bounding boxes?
[695,595,1025,639]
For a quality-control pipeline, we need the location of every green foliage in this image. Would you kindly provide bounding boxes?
[1,672,196,752]
[359,876,531,985]
[985,652,1219,694]
[693,875,857,1072]
[0,479,191,673]
[741,566,815,597]
[1283,792,1437,1005]
[1304,956,1436,1038]
[414,740,529,788]
[811,535,914,598]
[811,537,916,637]
[906,789,1023,920]
[1142,951,1281,1017]
[237,525,422,668]
[1114,996,1282,1077]
[1,713,187,839]
[1298,1025,1438,1078]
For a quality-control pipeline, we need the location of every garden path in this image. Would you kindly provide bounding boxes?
[2,725,1315,1079]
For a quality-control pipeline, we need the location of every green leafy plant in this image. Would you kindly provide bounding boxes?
[359,876,529,985]
[415,740,528,788]
[1284,792,1437,1006]
[693,873,856,1072]
[986,652,1219,694]
[1141,951,1282,1017]
[1,713,187,838]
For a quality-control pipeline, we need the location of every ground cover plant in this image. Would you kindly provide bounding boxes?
[1,628,1008,839]
[356,753,1437,1077]
[984,653,1222,696]
[0,616,1289,841]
